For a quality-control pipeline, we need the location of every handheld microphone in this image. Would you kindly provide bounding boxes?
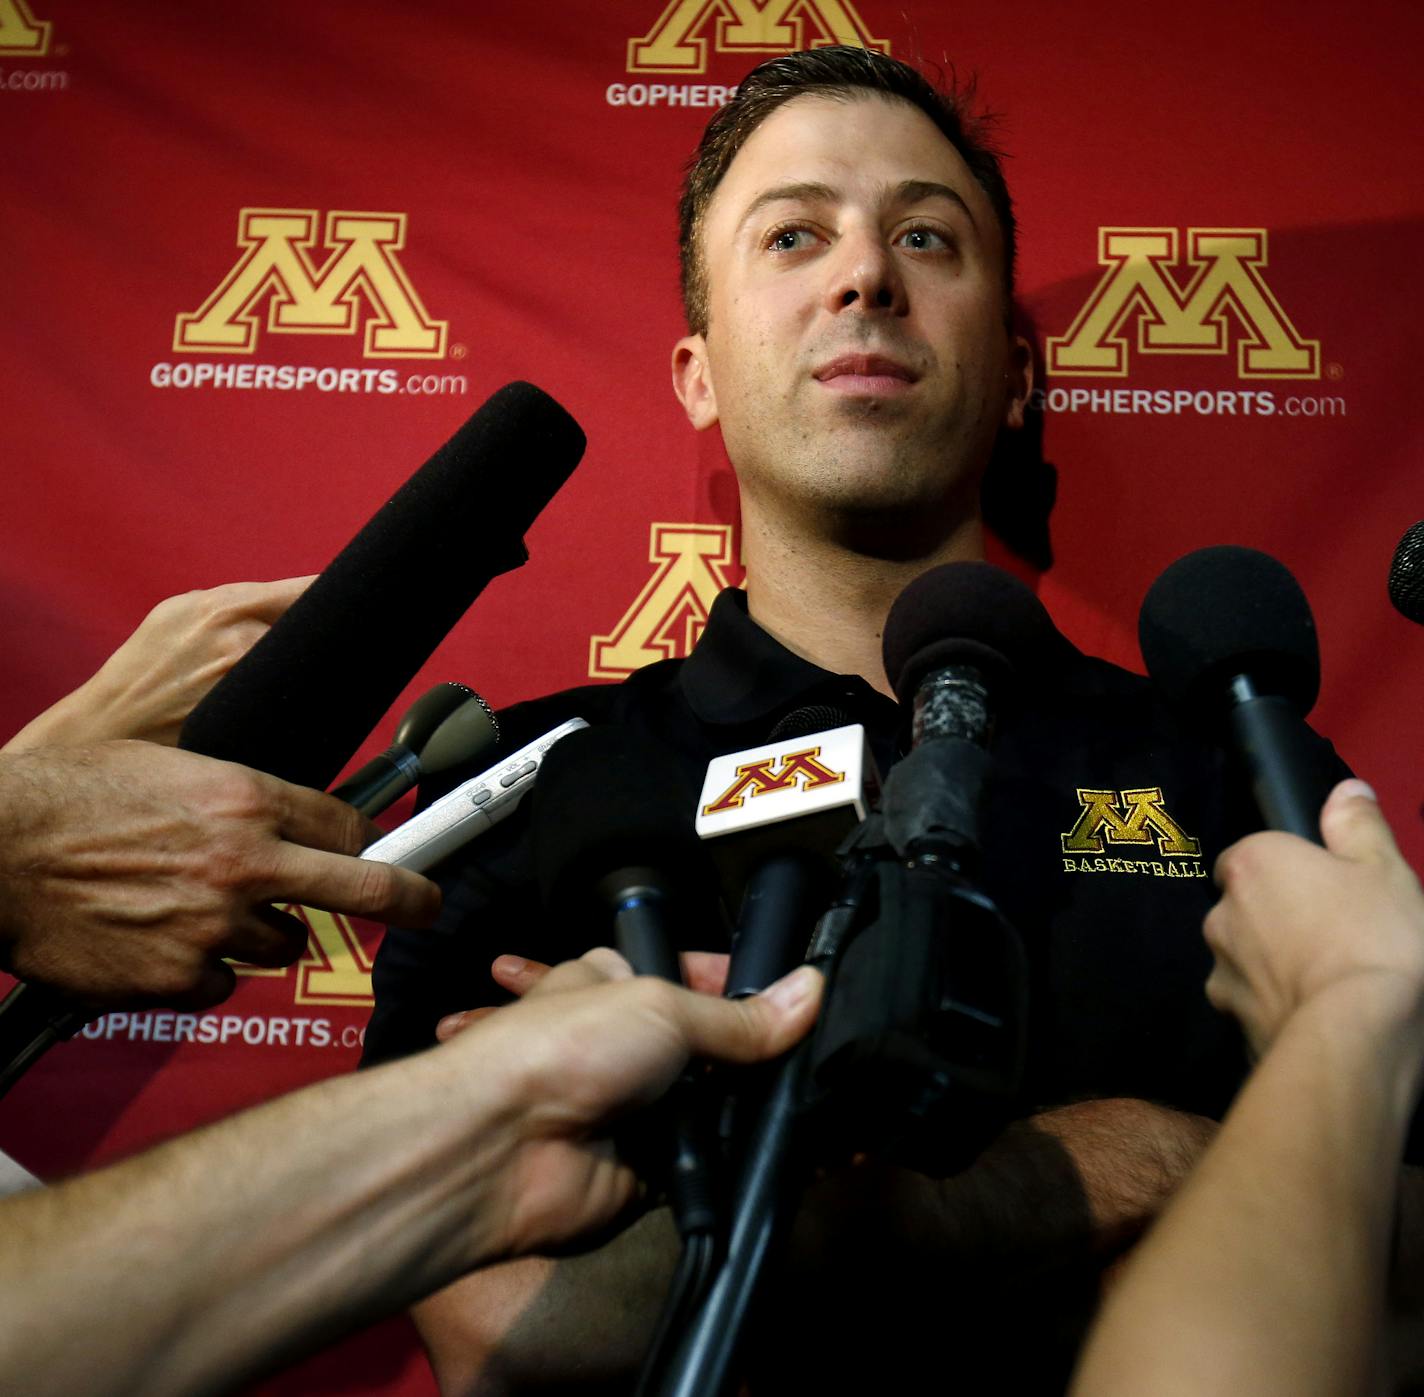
[180,381,585,789]
[809,563,1041,1166]
[0,383,585,1094]
[879,561,1064,858]
[532,727,724,1268]
[330,683,500,817]
[1138,545,1327,843]
[1389,521,1424,625]
[533,727,720,981]
[696,708,875,998]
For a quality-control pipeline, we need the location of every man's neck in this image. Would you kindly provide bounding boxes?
[740,505,985,698]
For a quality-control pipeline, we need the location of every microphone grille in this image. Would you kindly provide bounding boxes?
[768,704,852,742]
[1388,521,1424,624]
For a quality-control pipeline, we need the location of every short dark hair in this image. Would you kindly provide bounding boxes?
[677,46,1016,335]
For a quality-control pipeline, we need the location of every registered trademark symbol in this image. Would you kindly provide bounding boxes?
[1326,362,1344,380]
[56,42,70,56]
[449,343,468,360]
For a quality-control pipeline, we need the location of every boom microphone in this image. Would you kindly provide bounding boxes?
[0,384,584,1097]
[180,381,585,789]
[1138,545,1326,842]
[880,560,1064,857]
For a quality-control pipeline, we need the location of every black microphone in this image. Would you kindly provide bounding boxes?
[1389,521,1424,625]
[1138,545,1327,843]
[533,726,720,981]
[532,726,724,1268]
[180,381,585,789]
[330,683,499,816]
[695,705,870,999]
[0,384,584,1096]
[808,562,1042,1167]
[880,561,1065,857]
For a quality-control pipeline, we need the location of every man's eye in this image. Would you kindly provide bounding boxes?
[767,227,817,253]
[898,226,950,252]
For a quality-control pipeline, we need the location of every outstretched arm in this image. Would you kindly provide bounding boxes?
[0,951,824,1397]
[1072,781,1424,1397]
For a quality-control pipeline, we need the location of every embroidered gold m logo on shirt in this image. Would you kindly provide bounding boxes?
[174,209,448,358]
[1061,787,1201,858]
[1046,228,1319,380]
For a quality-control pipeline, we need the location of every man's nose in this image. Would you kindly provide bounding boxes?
[824,231,908,316]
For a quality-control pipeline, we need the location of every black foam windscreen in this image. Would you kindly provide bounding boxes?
[1388,521,1424,625]
[532,726,712,917]
[1138,545,1320,715]
[179,382,584,789]
[881,561,1062,706]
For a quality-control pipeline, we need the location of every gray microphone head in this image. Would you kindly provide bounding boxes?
[1388,521,1424,624]
[417,692,501,775]
[393,682,475,752]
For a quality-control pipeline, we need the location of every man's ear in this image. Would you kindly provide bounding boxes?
[672,334,718,430]
[1003,333,1033,431]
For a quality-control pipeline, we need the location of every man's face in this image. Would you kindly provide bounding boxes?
[673,93,1030,539]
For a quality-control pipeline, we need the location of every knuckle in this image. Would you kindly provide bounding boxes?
[347,859,396,911]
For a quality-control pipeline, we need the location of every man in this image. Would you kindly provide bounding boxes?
[0,949,823,1395]
[365,47,1350,1392]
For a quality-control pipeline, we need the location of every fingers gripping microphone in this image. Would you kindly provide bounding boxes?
[180,381,585,789]
[0,385,584,1096]
[1138,546,1327,843]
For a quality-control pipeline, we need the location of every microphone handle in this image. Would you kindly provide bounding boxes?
[329,745,422,817]
[724,851,820,999]
[600,874,684,983]
[0,985,86,1101]
[1227,676,1326,844]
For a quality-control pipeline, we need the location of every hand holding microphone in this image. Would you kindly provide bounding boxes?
[0,741,439,1010]
[2,576,317,754]
[0,382,585,1081]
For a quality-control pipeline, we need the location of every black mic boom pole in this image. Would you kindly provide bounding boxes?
[0,382,585,1096]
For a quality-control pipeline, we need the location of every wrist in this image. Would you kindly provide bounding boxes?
[1279,983,1424,1124]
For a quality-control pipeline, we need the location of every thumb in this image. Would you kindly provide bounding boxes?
[672,964,823,1065]
[1319,779,1399,866]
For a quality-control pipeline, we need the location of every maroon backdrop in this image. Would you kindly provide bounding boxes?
[3,2,1421,1391]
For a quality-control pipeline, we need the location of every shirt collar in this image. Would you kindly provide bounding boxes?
[679,588,896,730]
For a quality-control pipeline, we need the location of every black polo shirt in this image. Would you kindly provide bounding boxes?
[365,587,1350,1121]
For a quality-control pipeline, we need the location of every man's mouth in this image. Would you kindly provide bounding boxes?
[812,353,920,395]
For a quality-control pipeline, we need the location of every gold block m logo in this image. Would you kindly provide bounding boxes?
[590,523,737,678]
[629,0,888,74]
[175,209,448,358]
[0,0,51,55]
[1061,787,1201,858]
[1046,228,1319,380]
[703,747,845,814]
